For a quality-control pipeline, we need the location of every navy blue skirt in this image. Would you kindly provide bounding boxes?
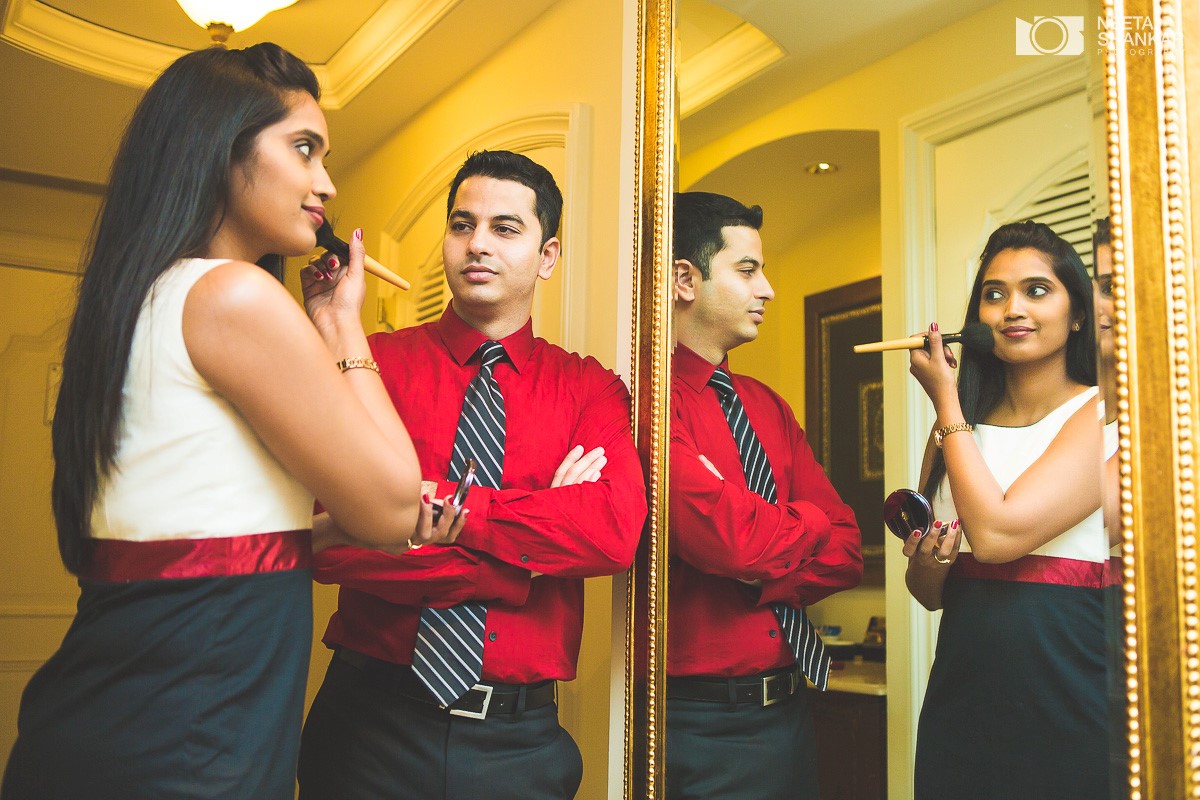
[3,535,312,800]
[914,562,1107,800]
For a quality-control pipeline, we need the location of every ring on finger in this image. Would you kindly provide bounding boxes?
[933,552,952,565]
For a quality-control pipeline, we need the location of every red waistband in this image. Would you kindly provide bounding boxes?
[81,530,312,583]
[1103,555,1124,588]
[953,552,1108,588]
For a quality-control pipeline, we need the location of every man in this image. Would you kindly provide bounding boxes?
[298,151,647,799]
[666,191,862,798]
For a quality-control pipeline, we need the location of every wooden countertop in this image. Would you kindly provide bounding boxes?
[824,660,886,696]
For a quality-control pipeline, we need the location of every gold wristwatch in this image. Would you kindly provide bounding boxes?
[933,422,973,448]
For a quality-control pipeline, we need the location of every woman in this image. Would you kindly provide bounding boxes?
[3,44,455,798]
[903,221,1108,799]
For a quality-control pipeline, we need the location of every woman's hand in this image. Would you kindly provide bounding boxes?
[902,518,962,568]
[301,227,367,340]
[408,491,470,548]
[908,323,960,412]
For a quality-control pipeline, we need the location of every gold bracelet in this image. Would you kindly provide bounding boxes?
[933,422,973,448]
[336,357,380,374]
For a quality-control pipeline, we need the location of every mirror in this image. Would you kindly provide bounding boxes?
[627,0,1169,797]
[883,489,935,542]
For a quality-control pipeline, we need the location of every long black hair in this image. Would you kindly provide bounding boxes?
[922,220,1097,499]
[52,43,320,573]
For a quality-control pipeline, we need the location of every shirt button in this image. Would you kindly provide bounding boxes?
[769,629,778,638]
[785,561,791,569]
[520,555,530,563]
[420,596,430,603]
[488,631,498,642]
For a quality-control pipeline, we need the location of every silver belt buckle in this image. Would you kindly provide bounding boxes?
[448,684,493,719]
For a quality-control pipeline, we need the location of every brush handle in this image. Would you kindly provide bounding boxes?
[362,254,411,291]
[853,335,927,353]
[853,332,976,353]
[316,220,411,291]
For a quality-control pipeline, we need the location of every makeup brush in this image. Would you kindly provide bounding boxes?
[315,220,411,291]
[853,322,994,354]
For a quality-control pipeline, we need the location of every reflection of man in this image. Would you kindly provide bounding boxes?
[1092,218,1115,391]
[667,192,862,799]
[298,150,647,800]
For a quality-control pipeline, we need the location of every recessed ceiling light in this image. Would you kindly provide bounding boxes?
[805,161,838,175]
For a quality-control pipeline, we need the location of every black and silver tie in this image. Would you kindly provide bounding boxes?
[708,367,830,691]
[412,340,507,706]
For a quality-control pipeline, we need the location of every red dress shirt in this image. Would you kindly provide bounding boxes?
[314,304,647,683]
[668,344,862,677]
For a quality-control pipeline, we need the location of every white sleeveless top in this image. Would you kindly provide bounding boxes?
[90,258,313,542]
[933,386,1108,564]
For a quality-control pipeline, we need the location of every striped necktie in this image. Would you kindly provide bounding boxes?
[708,367,830,691]
[412,340,507,706]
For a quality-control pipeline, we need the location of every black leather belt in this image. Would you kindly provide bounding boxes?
[667,665,803,707]
[335,648,556,719]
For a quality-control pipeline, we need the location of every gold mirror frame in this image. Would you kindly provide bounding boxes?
[626,0,674,797]
[623,0,1200,795]
[1108,0,1200,795]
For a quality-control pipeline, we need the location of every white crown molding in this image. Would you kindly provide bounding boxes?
[2,0,181,86]
[678,22,784,119]
[1,0,463,109]
[0,230,84,275]
[315,0,463,110]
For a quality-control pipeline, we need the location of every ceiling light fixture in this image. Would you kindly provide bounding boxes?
[176,0,299,48]
[805,161,838,175]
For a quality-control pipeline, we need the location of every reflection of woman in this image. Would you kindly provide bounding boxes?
[2,44,431,798]
[903,221,1107,799]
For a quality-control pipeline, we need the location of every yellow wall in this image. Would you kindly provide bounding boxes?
[0,267,81,765]
[0,173,101,765]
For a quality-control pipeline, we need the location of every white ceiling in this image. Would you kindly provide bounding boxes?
[677,0,1004,246]
[3,0,1000,238]
[2,0,557,186]
[688,130,881,257]
[681,0,1003,151]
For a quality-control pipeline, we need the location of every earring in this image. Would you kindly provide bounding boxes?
[1071,322,1081,331]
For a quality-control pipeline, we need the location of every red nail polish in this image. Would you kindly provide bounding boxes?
[931,322,939,332]
[951,519,960,530]
[328,256,339,269]
[354,228,363,242]
[421,493,430,504]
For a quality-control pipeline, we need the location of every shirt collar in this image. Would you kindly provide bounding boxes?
[674,343,730,393]
[435,301,534,372]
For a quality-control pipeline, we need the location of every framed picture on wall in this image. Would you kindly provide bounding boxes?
[805,276,883,584]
